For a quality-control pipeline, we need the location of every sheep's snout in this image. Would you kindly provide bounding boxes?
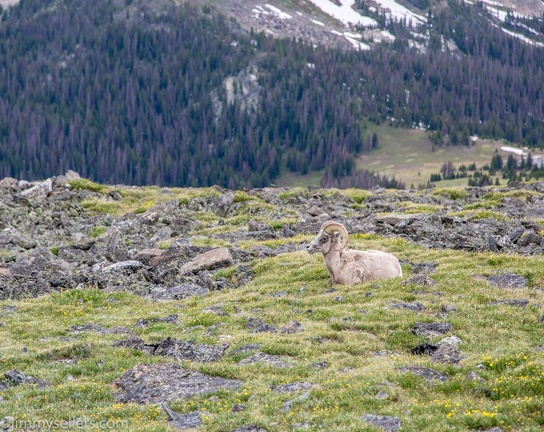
[306,240,320,254]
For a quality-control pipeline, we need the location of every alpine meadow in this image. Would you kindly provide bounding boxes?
[1,1,544,432]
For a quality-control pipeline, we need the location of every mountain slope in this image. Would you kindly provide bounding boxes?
[0,0,543,189]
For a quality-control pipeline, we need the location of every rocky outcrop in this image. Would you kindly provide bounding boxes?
[1,173,543,300]
[113,363,242,404]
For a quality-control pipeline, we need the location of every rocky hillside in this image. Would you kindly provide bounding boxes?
[1,172,543,300]
[1,173,544,431]
[198,0,544,51]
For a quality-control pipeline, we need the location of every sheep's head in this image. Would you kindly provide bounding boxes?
[306,221,349,255]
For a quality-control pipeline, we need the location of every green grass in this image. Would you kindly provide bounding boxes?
[77,186,220,217]
[90,226,107,238]
[357,125,506,188]
[2,233,544,431]
[275,169,325,188]
[273,122,511,189]
[3,180,544,431]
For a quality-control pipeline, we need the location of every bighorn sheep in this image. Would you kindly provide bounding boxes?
[306,221,402,285]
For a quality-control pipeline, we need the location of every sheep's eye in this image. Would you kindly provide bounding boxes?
[320,237,327,243]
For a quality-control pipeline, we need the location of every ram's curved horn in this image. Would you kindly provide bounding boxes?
[322,222,348,250]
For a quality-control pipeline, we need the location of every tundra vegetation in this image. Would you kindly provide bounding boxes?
[0,178,544,431]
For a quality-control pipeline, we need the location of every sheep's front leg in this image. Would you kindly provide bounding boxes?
[354,268,364,284]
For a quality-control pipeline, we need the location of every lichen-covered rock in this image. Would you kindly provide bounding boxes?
[412,322,453,337]
[2,370,50,388]
[113,363,242,404]
[388,302,425,311]
[238,353,292,368]
[271,382,319,393]
[486,273,528,289]
[397,365,450,382]
[361,414,401,432]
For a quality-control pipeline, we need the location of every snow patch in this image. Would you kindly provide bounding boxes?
[501,146,526,156]
[312,19,325,26]
[380,30,396,41]
[265,4,292,20]
[305,0,378,27]
[498,26,544,47]
[373,0,426,24]
[344,31,362,39]
[345,35,371,50]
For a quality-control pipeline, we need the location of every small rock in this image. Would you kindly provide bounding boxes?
[69,323,133,335]
[19,178,52,199]
[388,302,425,312]
[134,248,164,265]
[271,382,318,393]
[486,273,527,289]
[3,370,50,388]
[203,304,230,316]
[230,344,261,355]
[99,260,143,274]
[231,404,246,413]
[397,365,449,382]
[0,306,17,315]
[411,343,438,356]
[487,299,529,307]
[440,304,457,313]
[488,236,498,252]
[134,314,179,329]
[238,353,292,368]
[310,360,328,369]
[162,404,202,430]
[281,392,310,411]
[375,391,389,400]
[432,344,464,364]
[65,170,80,180]
[412,322,453,337]
[411,262,437,274]
[113,363,241,404]
[466,371,485,383]
[245,318,277,333]
[437,336,462,346]
[179,248,233,275]
[230,426,268,432]
[153,337,229,363]
[279,320,303,334]
[361,414,401,432]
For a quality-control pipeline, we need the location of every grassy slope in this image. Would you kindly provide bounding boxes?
[275,122,540,189]
[1,185,544,431]
[357,125,506,188]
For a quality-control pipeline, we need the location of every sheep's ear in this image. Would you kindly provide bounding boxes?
[331,232,341,242]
